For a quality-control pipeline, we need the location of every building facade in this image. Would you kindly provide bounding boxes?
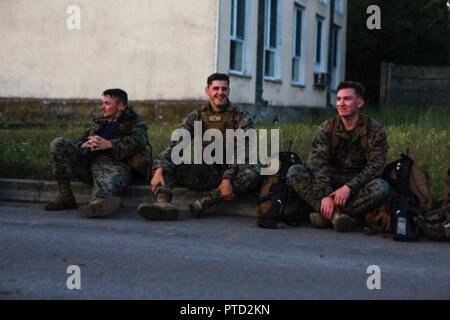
[0,0,347,110]
[221,0,347,107]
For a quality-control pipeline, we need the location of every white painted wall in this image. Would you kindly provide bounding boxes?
[0,0,347,108]
[0,0,218,100]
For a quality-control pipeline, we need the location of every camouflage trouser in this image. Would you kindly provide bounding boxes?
[286,164,389,219]
[155,164,261,203]
[49,137,132,199]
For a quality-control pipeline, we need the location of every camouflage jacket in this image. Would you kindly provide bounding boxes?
[76,106,152,167]
[309,114,388,198]
[154,102,254,180]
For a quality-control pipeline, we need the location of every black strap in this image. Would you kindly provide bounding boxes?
[258,194,273,204]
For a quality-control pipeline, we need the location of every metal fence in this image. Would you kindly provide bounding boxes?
[379,62,450,107]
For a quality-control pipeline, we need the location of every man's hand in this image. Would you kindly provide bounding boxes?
[150,167,165,192]
[90,135,112,151]
[81,135,112,151]
[320,196,335,220]
[80,139,94,150]
[330,185,351,208]
[218,178,235,201]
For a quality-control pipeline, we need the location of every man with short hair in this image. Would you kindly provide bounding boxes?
[287,81,389,232]
[45,88,153,218]
[137,73,261,220]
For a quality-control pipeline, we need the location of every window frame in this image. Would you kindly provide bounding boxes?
[229,0,252,76]
[330,24,341,90]
[313,14,326,73]
[264,0,281,81]
[291,3,306,86]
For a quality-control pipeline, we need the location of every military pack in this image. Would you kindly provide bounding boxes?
[377,153,450,241]
[381,152,433,241]
[257,141,304,229]
[415,168,450,241]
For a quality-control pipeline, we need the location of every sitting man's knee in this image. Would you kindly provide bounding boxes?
[367,178,390,203]
[50,136,69,151]
[286,164,308,183]
[234,165,261,191]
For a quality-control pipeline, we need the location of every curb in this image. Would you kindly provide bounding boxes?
[0,178,259,217]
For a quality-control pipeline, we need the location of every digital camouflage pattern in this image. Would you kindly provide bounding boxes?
[155,163,261,203]
[154,103,254,178]
[153,102,260,201]
[78,106,152,171]
[287,114,390,219]
[49,106,152,199]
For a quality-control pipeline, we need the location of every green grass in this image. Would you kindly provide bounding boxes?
[1,105,448,198]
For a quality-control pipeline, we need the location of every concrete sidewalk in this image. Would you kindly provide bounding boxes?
[0,178,259,217]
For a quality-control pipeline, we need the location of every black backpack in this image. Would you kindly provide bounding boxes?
[257,142,303,229]
[382,152,431,241]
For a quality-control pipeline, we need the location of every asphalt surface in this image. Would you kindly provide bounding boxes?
[0,201,449,300]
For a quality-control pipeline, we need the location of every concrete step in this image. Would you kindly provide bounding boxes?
[0,178,259,217]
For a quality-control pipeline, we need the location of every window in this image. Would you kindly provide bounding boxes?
[331,25,341,89]
[230,0,247,73]
[334,0,344,14]
[292,4,306,84]
[264,0,280,79]
[315,17,323,64]
[332,26,339,68]
[314,15,325,71]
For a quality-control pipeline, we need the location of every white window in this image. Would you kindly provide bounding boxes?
[264,0,281,80]
[292,4,306,85]
[230,0,248,74]
[319,0,327,5]
[331,25,341,89]
[334,0,344,14]
[313,14,326,72]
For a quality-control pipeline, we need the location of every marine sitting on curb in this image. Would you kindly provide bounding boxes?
[287,81,390,232]
[137,73,261,221]
[44,88,152,218]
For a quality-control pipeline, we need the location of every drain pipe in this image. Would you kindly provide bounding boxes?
[214,0,221,72]
[326,0,335,108]
[255,0,267,107]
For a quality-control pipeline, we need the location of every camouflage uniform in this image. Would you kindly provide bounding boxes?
[49,107,152,199]
[287,114,389,219]
[153,102,261,202]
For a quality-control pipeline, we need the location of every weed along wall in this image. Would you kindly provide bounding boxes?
[0,98,331,125]
[0,99,200,125]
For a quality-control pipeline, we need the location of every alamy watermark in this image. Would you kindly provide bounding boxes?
[66,5,81,30]
[66,265,81,290]
[170,122,280,175]
[366,265,381,290]
[366,5,381,30]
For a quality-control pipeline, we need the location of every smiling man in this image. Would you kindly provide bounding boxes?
[137,73,261,221]
[287,81,389,232]
[45,88,152,218]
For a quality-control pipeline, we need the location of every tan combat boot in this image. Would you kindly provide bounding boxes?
[44,179,77,211]
[331,211,356,232]
[137,193,179,221]
[80,196,122,218]
[189,194,219,218]
[309,212,330,228]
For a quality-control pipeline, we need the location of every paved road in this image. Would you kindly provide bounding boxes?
[0,201,449,300]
